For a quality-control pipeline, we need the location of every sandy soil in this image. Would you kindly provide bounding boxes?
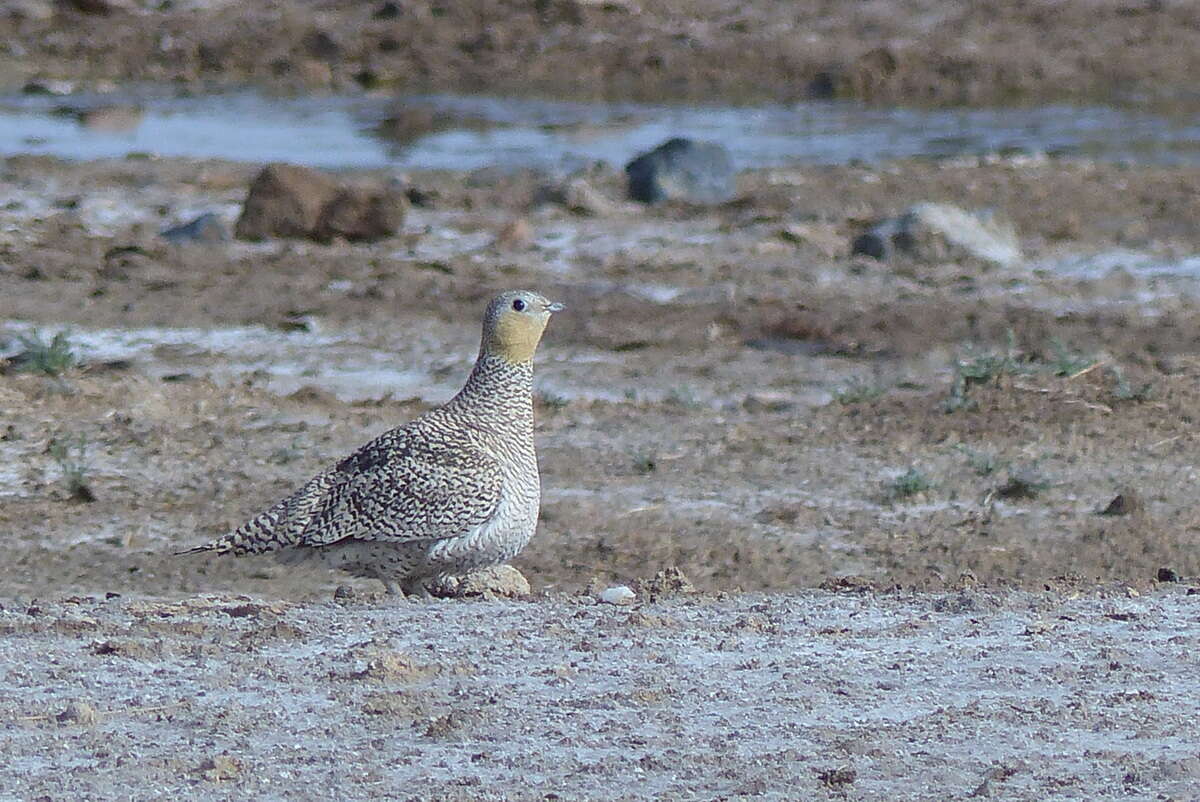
[2,153,1200,599]
[5,0,1200,106]
[3,586,1199,800]
[4,83,1200,799]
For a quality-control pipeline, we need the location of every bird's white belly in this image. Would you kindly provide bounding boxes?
[425,486,539,575]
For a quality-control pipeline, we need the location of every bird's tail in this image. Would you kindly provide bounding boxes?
[174,543,218,556]
[176,507,285,557]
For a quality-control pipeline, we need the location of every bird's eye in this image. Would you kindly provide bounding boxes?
[512,299,526,312]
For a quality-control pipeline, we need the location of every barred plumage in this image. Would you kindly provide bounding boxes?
[181,290,562,597]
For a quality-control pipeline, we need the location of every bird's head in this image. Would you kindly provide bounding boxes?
[481,290,563,364]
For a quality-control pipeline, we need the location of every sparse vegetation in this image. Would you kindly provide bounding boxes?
[941,334,1117,412]
[955,445,1004,477]
[1107,366,1155,402]
[633,450,658,474]
[12,330,77,377]
[48,434,95,502]
[833,377,886,405]
[665,385,702,408]
[885,467,933,501]
[268,440,304,465]
[941,330,1027,413]
[996,467,1050,500]
[1046,339,1096,377]
[536,390,569,410]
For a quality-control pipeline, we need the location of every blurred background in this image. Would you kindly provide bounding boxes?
[2,0,1200,599]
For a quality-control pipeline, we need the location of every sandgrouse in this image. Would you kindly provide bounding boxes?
[183,290,562,597]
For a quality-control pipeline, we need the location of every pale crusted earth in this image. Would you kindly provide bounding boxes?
[2,587,1198,801]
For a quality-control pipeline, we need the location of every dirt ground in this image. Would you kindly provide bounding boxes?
[6,0,1200,106]
[5,4,1200,795]
[2,586,1198,800]
[2,153,1200,600]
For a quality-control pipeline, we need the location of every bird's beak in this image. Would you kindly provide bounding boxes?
[546,301,565,313]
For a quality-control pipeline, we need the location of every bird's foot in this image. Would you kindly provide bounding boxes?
[399,578,435,601]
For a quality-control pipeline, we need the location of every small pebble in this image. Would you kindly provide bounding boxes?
[599,586,636,606]
[1101,489,1142,516]
[56,700,99,725]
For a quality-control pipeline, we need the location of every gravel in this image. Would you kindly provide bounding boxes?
[2,587,1198,800]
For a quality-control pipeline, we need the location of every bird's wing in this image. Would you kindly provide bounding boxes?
[291,429,504,547]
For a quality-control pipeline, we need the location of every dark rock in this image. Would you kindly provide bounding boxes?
[635,566,697,597]
[625,137,735,205]
[313,186,407,243]
[353,69,379,89]
[405,186,434,207]
[853,203,1021,267]
[997,468,1048,500]
[161,213,228,244]
[235,164,341,241]
[56,700,99,725]
[373,1,402,19]
[235,165,406,243]
[22,78,74,96]
[815,766,856,788]
[851,229,889,260]
[808,71,837,99]
[1157,567,1179,583]
[302,29,340,60]
[1101,488,1143,516]
[197,42,228,73]
[61,0,122,14]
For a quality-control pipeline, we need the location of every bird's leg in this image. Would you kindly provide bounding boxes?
[401,577,433,600]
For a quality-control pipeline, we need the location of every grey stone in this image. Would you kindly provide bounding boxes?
[5,0,53,20]
[853,202,1021,267]
[431,565,532,599]
[535,176,619,216]
[625,137,735,205]
[161,213,229,244]
[312,186,407,243]
[56,700,99,725]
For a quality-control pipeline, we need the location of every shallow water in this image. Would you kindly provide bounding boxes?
[0,309,869,416]
[2,89,1199,170]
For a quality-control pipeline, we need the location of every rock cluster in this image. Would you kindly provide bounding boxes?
[235,163,406,243]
